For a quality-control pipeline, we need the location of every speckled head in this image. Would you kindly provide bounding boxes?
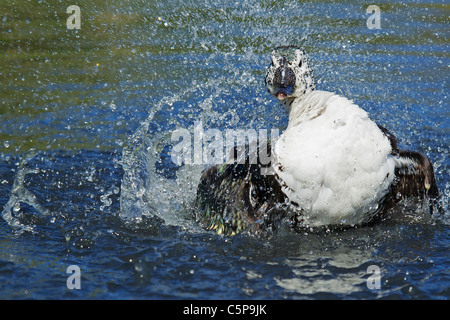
[265,46,316,102]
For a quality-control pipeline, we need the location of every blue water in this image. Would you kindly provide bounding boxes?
[0,0,449,299]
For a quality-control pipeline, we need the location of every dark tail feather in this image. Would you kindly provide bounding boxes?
[392,150,440,214]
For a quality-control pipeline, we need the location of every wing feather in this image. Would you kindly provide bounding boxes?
[195,143,286,235]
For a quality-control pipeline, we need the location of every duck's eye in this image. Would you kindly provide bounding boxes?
[298,60,303,68]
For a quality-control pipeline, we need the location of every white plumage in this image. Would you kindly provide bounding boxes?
[273,90,396,227]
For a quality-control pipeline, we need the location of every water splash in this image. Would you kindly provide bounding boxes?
[118,54,282,228]
[1,149,51,233]
[120,78,216,226]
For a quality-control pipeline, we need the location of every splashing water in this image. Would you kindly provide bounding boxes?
[119,82,206,226]
[1,149,55,234]
[119,69,279,228]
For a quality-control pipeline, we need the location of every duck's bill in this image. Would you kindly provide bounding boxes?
[276,92,287,101]
[275,88,291,101]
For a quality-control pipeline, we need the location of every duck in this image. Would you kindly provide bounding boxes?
[195,46,440,235]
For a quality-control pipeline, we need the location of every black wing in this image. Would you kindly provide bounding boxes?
[195,143,286,235]
[378,125,440,215]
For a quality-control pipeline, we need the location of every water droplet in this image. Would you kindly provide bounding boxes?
[3,141,9,148]
[13,202,20,212]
